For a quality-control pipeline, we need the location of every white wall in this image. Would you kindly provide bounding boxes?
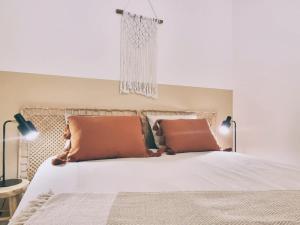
[233,0,300,164]
[0,0,233,89]
[1,0,300,165]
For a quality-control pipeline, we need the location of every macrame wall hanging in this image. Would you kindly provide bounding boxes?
[116,1,163,98]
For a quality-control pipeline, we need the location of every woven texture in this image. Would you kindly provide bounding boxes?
[120,11,158,97]
[107,191,300,225]
[9,191,300,225]
[141,110,216,126]
[19,108,138,181]
[9,193,116,225]
[19,108,216,181]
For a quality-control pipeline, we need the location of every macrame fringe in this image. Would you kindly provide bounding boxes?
[9,192,54,225]
[120,11,158,98]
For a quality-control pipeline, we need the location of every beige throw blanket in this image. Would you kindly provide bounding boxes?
[10,191,300,225]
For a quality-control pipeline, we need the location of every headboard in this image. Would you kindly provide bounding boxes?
[19,107,217,181]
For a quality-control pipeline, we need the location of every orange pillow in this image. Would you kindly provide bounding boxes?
[53,116,150,164]
[156,119,220,154]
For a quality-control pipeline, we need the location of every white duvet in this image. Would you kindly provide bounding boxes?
[15,151,300,219]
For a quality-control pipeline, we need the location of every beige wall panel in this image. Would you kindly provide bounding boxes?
[0,71,233,178]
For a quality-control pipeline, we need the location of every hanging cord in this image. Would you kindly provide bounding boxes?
[146,0,158,19]
[123,0,131,10]
[123,0,159,19]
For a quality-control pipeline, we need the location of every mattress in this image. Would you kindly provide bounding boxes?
[14,151,300,217]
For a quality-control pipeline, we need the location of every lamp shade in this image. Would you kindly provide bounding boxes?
[14,113,39,141]
[219,115,236,152]
[221,116,232,128]
[219,116,232,135]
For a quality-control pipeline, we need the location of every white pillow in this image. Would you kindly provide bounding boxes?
[64,139,71,150]
[147,114,198,148]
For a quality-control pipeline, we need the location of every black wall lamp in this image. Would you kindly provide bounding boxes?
[1,113,39,187]
[220,116,237,152]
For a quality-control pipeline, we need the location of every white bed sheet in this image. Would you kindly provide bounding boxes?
[15,151,300,217]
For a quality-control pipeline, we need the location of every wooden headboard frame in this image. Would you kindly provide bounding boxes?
[18,107,217,181]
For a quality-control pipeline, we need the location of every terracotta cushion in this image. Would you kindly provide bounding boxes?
[157,119,220,154]
[146,114,198,148]
[64,115,149,162]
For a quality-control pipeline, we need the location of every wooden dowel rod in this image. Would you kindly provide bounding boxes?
[115,9,163,24]
[116,9,124,14]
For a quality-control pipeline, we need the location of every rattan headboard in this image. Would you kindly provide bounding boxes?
[19,107,217,181]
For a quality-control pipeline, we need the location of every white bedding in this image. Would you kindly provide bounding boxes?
[15,151,300,218]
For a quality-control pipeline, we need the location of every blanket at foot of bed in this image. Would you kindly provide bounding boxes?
[9,191,300,225]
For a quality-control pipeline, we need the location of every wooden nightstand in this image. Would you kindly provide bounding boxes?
[0,179,29,222]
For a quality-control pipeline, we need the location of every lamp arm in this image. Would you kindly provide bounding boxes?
[231,120,237,152]
[2,120,15,182]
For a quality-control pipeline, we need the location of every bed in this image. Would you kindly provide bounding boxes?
[11,108,300,224]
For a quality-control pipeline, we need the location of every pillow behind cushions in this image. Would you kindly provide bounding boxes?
[64,110,157,150]
[157,119,220,154]
[53,115,149,164]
